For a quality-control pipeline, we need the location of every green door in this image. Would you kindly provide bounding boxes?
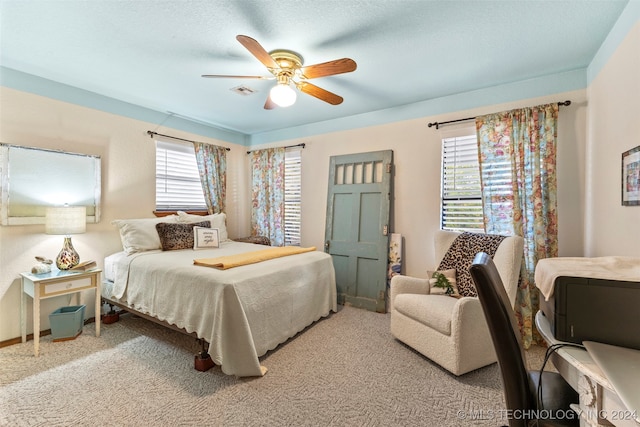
[324,150,393,312]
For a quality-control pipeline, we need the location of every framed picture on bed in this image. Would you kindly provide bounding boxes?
[622,145,640,206]
[194,227,219,249]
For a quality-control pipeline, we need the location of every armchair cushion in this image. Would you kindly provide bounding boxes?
[394,294,457,335]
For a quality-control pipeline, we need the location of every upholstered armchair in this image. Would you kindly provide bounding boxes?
[389,230,524,376]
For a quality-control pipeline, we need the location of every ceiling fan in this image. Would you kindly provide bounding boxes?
[202,35,357,109]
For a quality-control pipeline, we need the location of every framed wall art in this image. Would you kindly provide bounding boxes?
[622,145,640,206]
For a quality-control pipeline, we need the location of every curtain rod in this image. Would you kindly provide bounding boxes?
[146,131,231,151]
[427,100,571,130]
[246,143,306,154]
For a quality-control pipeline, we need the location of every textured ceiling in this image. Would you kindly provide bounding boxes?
[0,0,630,137]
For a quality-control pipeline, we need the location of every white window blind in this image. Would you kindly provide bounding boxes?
[441,134,484,232]
[155,140,207,211]
[284,149,302,246]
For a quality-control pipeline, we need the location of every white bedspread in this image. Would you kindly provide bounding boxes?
[103,241,337,377]
[535,256,640,301]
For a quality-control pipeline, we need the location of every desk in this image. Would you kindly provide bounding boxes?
[536,311,639,427]
[21,268,102,357]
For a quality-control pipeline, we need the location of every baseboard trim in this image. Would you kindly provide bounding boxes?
[0,317,96,349]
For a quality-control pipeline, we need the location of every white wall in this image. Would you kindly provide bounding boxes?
[585,20,640,256]
[0,86,588,343]
[13,19,640,340]
[248,90,588,279]
[0,88,249,342]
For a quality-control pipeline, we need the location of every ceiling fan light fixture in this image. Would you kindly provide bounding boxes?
[270,82,297,107]
[204,36,356,109]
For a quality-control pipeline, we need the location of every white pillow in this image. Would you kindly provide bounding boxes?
[427,268,459,296]
[177,211,229,242]
[194,227,219,250]
[111,215,178,254]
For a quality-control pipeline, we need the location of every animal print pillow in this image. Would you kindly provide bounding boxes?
[155,221,211,251]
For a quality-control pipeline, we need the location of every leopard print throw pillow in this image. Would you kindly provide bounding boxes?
[155,221,211,251]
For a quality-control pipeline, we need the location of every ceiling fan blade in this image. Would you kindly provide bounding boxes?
[300,58,357,79]
[236,35,279,69]
[264,96,277,110]
[297,82,343,105]
[201,74,274,79]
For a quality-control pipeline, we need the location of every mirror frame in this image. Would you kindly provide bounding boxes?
[0,143,101,225]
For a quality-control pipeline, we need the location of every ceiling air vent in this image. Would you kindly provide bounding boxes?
[230,85,257,96]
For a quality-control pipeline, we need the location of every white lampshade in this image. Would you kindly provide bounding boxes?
[270,83,297,107]
[46,206,86,235]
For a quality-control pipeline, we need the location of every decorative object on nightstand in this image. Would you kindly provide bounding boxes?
[31,256,53,274]
[46,205,86,270]
[70,260,97,271]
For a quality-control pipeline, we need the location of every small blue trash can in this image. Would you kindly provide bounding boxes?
[49,305,85,341]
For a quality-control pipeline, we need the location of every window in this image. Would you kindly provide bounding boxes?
[441,133,484,232]
[155,140,207,211]
[284,149,302,246]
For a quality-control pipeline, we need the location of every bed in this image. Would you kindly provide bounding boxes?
[102,212,337,377]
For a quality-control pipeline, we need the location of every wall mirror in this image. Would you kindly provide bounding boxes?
[0,143,101,225]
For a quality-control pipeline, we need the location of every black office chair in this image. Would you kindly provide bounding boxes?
[469,253,579,427]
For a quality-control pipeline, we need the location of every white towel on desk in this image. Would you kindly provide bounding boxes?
[535,256,640,301]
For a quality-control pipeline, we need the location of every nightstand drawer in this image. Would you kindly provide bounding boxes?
[43,277,92,296]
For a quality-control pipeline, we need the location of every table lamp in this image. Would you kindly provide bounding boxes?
[45,205,86,270]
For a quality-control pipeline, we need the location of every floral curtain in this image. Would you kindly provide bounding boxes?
[250,148,286,246]
[475,103,559,348]
[193,142,227,214]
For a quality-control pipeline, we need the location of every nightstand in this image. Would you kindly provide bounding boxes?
[21,268,102,356]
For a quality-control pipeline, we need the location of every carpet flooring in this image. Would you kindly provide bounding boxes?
[0,305,548,427]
